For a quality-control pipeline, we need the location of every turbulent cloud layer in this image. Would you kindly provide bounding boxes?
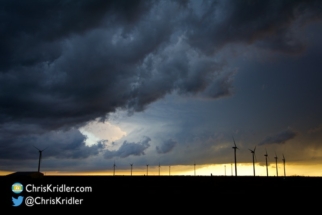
[1,0,321,131]
[0,127,104,160]
[156,139,177,154]
[259,129,298,145]
[1,0,322,168]
[104,137,151,159]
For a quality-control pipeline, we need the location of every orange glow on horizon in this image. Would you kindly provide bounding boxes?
[1,163,322,176]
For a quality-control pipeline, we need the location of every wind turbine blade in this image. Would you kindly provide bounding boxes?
[33,145,40,151]
[232,136,236,147]
[254,146,256,152]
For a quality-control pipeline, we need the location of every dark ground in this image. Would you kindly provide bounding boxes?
[2,175,321,209]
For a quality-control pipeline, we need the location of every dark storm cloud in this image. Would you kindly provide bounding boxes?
[1,0,322,157]
[104,136,151,159]
[259,129,298,145]
[0,0,151,70]
[0,126,104,159]
[0,0,156,130]
[186,0,322,55]
[156,139,177,154]
[201,69,235,98]
[0,0,222,134]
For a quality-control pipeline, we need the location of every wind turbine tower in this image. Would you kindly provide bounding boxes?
[264,149,268,177]
[231,163,232,176]
[282,154,286,177]
[249,146,256,176]
[146,164,149,176]
[130,164,133,176]
[33,146,48,173]
[159,163,160,176]
[274,153,278,177]
[194,162,196,176]
[232,136,239,176]
[113,161,116,176]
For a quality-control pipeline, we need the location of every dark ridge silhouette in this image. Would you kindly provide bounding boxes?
[2,174,322,207]
[6,171,43,178]
[3,175,322,192]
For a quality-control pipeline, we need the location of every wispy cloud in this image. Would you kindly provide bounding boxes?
[156,139,177,154]
[104,136,151,159]
[308,125,322,134]
[259,129,298,145]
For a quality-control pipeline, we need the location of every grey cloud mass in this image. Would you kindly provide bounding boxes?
[186,0,322,55]
[259,129,298,145]
[0,0,322,170]
[104,137,151,159]
[0,127,104,159]
[156,139,177,154]
[1,0,321,131]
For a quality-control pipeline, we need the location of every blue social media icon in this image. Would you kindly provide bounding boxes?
[12,196,24,207]
[12,183,23,194]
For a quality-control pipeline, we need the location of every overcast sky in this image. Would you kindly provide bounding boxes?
[1,0,322,175]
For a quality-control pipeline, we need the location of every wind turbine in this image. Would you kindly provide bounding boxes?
[146,164,149,176]
[169,165,170,176]
[231,163,232,176]
[194,162,196,176]
[264,149,268,177]
[113,161,116,176]
[249,146,256,176]
[232,136,239,176]
[130,164,133,176]
[282,154,286,177]
[33,145,48,173]
[158,163,160,176]
[274,152,278,177]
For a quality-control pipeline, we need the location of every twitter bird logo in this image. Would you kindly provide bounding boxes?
[12,196,24,207]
